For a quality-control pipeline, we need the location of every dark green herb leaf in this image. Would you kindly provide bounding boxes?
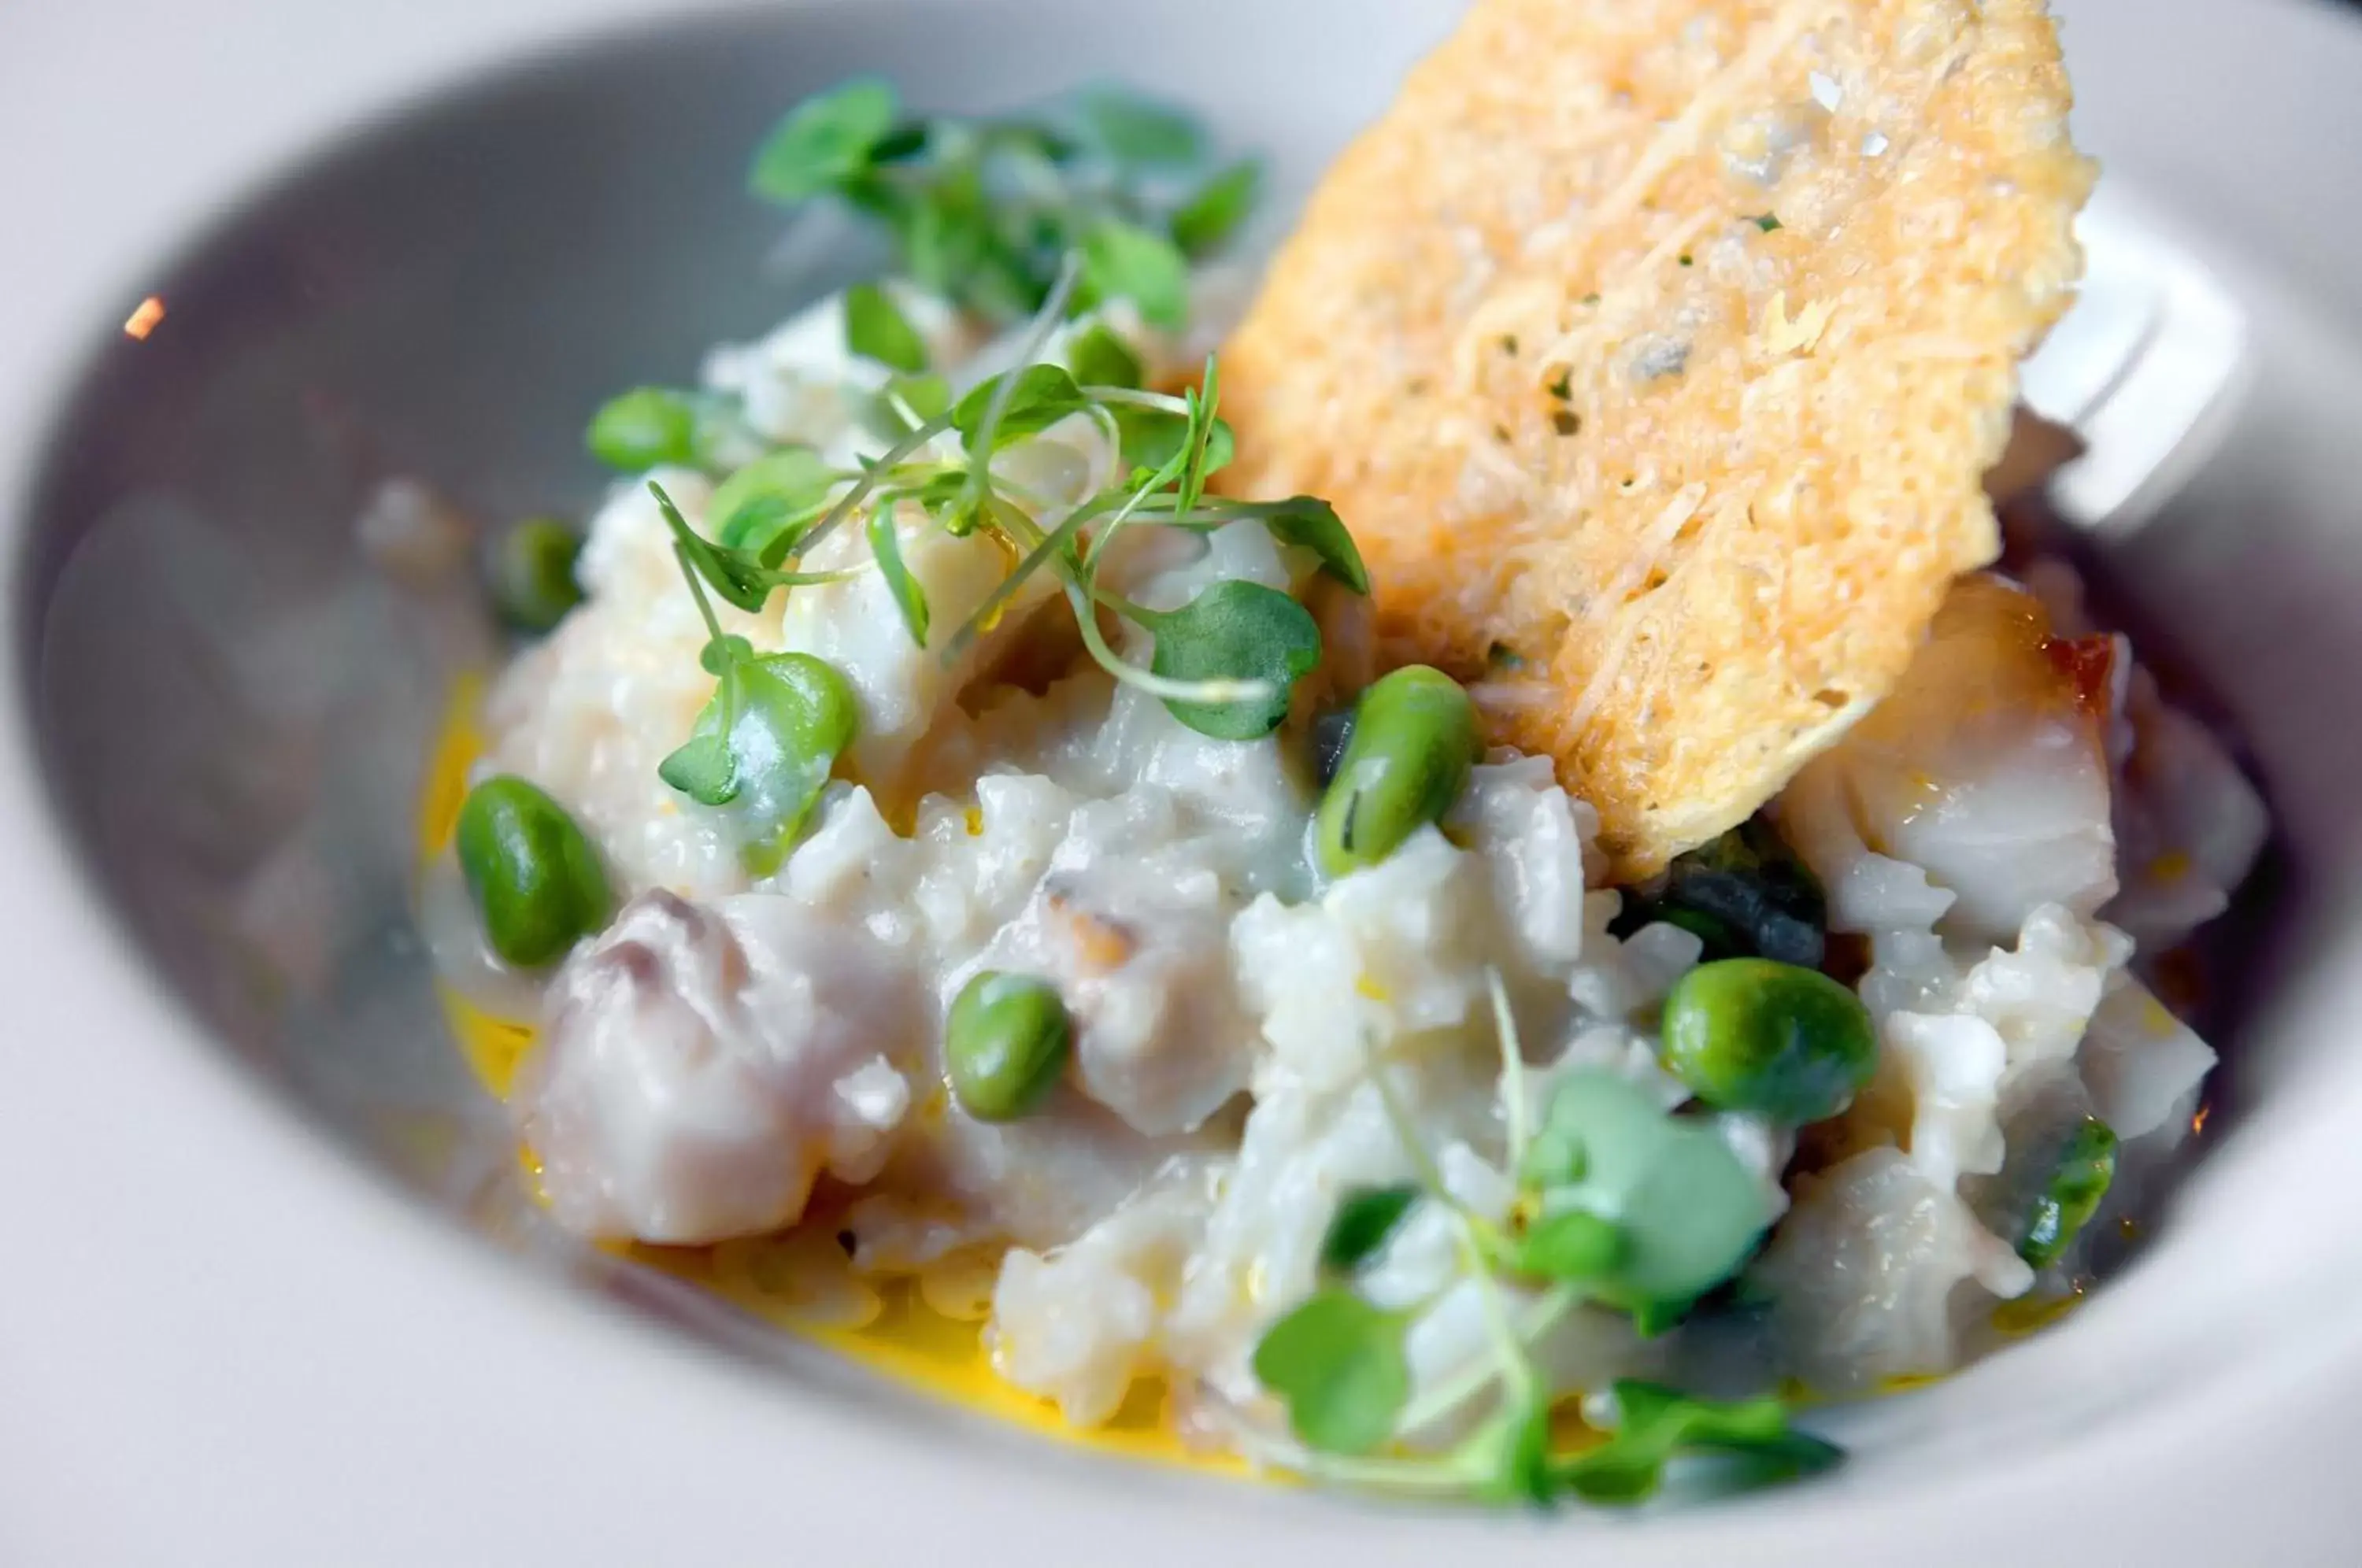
[587,387,700,472]
[1150,579,1322,740]
[1081,219,1190,331]
[1319,1185,1421,1275]
[866,119,931,165]
[1629,1297,1694,1339]
[1260,495,1370,595]
[1611,815,1827,967]
[843,281,930,373]
[953,363,1090,453]
[1171,158,1262,257]
[1249,1289,1409,1455]
[1075,88,1205,167]
[749,79,901,202]
[1554,1381,1838,1504]
[1468,1390,1557,1508]
[1752,213,1783,233]
[867,507,931,646]
[1068,321,1144,390]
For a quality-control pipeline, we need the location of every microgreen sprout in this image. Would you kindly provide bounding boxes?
[650,484,859,874]
[631,244,1382,851]
[747,80,1261,329]
[1245,997,1835,1508]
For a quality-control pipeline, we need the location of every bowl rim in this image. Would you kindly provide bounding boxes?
[2,0,2360,1562]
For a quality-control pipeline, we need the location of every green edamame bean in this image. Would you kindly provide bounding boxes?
[2019,1117,2117,1269]
[455,775,613,968]
[1657,958,1876,1124]
[946,971,1072,1122]
[586,386,699,472]
[1314,665,1479,877]
[486,517,584,634]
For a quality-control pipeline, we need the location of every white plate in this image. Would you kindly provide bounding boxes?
[2,2,2360,1563]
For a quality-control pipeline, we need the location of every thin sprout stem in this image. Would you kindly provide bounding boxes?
[1083,386,1191,414]
[1231,1433,1484,1497]
[1090,583,1164,627]
[1083,442,1194,571]
[987,475,1067,514]
[1063,577,1273,705]
[1453,1211,1536,1400]
[1367,1055,1472,1222]
[798,411,959,558]
[1489,968,1531,1174]
[958,253,1085,494]
[1174,357,1221,518]
[983,493,1048,553]
[939,494,1115,663]
[673,544,727,647]
[1396,1286,1579,1433]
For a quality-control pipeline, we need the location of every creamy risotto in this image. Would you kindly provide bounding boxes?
[420,72,2266,1507]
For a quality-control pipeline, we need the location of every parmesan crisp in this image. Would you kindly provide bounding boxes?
[1220,0,2094,875]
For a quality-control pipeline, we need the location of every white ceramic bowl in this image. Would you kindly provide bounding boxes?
[2,1,2360,1562]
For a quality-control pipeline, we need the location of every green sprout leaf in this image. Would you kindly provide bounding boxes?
[658,684,742,804]
[1510,1210,1626,1285]
[1172,362,1225,518]
[1148,579,1321,739]
[652,483,789,613]
[1319,1185,1421,1275]
[711,448,841,560]
[698,634,754,675]
[1259,495,1371,594]
[1171,158,1262,257]
[953,363,1090,453]
[1113,405,1235,483]
[843,281,930,373]
[587,386,701,472]
[1081,218,1190,331]
[662,650,860,872]
[867,506,931,646]
[746,83,1257,331]
[749,78,901,202]
[1075,88,1205,167]
[1067,321,1144,390]
[1521,1071,1772,1308]
[1250,1289,1409,1456]
[1554,1381,1840,1504]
